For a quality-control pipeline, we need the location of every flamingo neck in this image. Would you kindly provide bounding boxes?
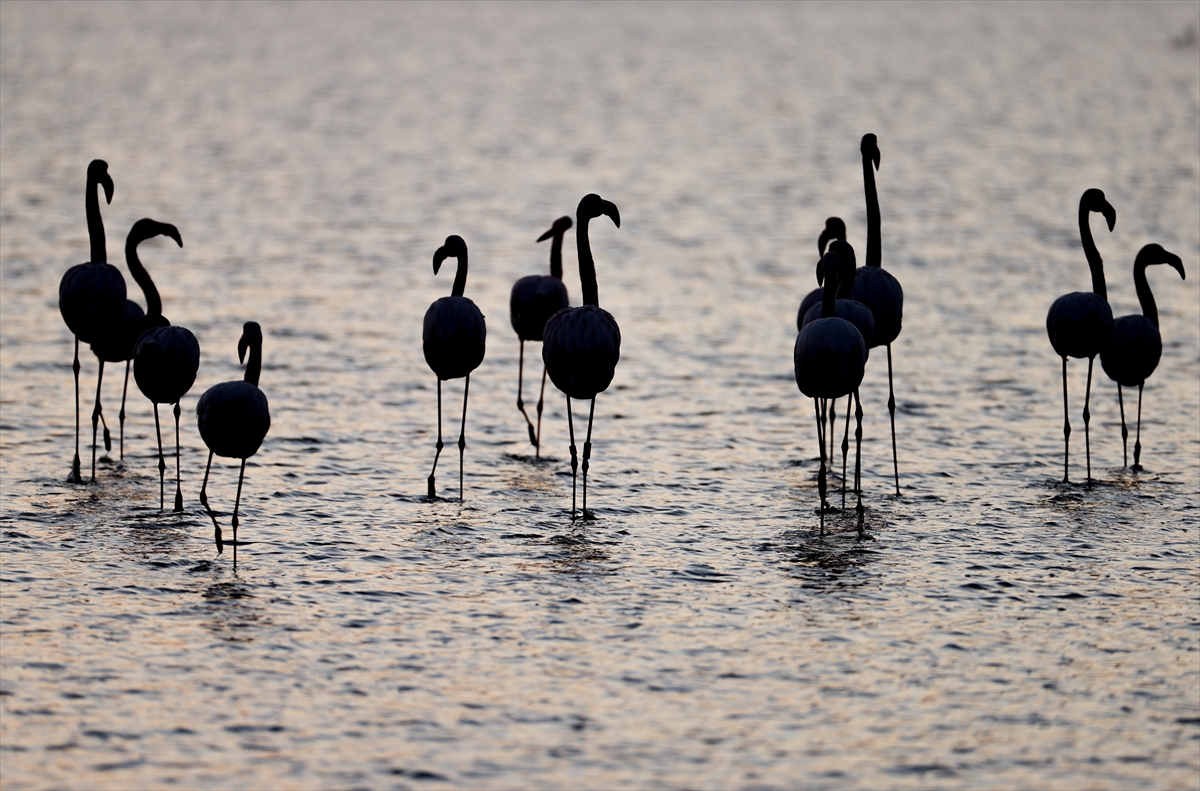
[863,154,881,268]
[822,269,837,318]
[1133,260,1159,328]
[244,343,262,388]
[576,216,599,306]
[549,233,564,280]
[87,174,106,264]
[125,239,162,316]
[1079,204,1107,300]
[451,251,468,298]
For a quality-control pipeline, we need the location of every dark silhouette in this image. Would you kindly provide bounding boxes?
[1046,189,1116,484]
[58,160,125,482]
[795,252,867,538]
[801,240,874,507]
[848,134,904,496]
[1100,244,1185,470]
[797,217,846,330]
[510,216,571,455]
[542,194,621,520]
[89,219,183,464]
[424,235,486,500]
[197,322,271,568]
[133,303,201,511]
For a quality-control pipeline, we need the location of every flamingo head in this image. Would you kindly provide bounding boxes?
[238,321,263,364]
[577,194,620,228]
[1136,244,1186,280]
[433,235,468,274]
[1082,189,1116,232]
[818,217,846,257]
[88,159,114,204]
[861,134,880,170]
[537,216,573,243]
[128,218,183,249]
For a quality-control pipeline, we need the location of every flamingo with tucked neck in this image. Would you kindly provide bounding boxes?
[1100,244,1185,470]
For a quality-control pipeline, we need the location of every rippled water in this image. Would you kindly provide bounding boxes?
[2,2,1199,788]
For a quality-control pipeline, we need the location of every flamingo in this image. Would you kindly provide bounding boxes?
[1100,244,1185,470]
[801,239,875,506]
[58,159,125,483]
[795,251,867,538]
[848,134,904,496]
[424,235,486,501]
[133,310,201,511]
[1046,188,1116,484]
[88,219,182,464]
[510,216,571,454]
[797,217,847,330]
[542,193,621,520]
[197,322,271,568]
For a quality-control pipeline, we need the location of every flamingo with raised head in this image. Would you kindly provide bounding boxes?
[797,217,847,329]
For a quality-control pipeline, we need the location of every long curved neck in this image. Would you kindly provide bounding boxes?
[86,176,106,263]
[576,216,599,306]
[549,234,564,280]
[125,240,162,315]
[451,252,468,298]
[244,344,262,388]
[863,155,880,268]
[1079,205,1107,299]
[1133,262,1158,328]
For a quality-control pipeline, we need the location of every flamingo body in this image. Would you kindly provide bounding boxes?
[197,381,271,460]
[1046,292,1114,360]
[794,317,866,400]
[543,304,621,400]
[849,266,902,347]
[802,298,875,349]
[59,264,126,343]
[511,275,569,342]
[423,295,486,381]
[1100,315,1159,386]
[134,326,201,405]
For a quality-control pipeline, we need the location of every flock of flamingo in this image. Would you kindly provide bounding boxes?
[56,132,1187,559]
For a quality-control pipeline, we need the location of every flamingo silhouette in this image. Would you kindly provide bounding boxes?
[510,216,571,455]
[197,322,271,568]
[1100,244,1185,470]
[847,134,905,496]
[795,251,868,538]
[58,159,125,482]
[542,194,621,520]
[1046,188,1116,484]
[797,217,847,330]
[424,235,486,501]
[89,219,182,464]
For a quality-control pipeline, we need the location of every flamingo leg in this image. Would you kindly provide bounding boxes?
[457,374,470,501]
[841,397,852,508]
[231,458,246,570]
[535,366,548,458]
[581,397,596,520]
[1060,356,1071,484]
[200,449,222,554]
[516,341,537,447]
[814,398,827,536]
[566,396,578,520]
[90,359,106,481]
[1132,382,1144,471]
[828,397,838,467]
[887,344,899,496]
[427,379,443,500]
[1083,356,1095,485]
[854,389,866,540]
[1117,384,1128,468]
[153,403,165,509]
[173,402,184,512]
[118,360,130,463]
[69,338,83,483]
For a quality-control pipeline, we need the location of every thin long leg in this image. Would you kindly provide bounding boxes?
[200,450,222,554]
[567,396,578,520]
[828,397,838,465]
[232,458,246,570]
[535,366,548,458]
[118,360,130,462]
[581,397,596,519]
[1083,356,1095,485]
[854,389,866,539]
[153,403,165,509]
[887,344,899,496]
[173,402,184,512]
[1060,356,1071,484]
[516,341,537,447]
[427,379,443,499]
[814,397,827,536]
[457,375,470,501]
[1117,384,1128,469]
[90,359,106,481]
[841,397,852,508]
[1132,383,1144,471]
[69,338,83,483]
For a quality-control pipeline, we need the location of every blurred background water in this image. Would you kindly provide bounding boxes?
[2,2,1198,788]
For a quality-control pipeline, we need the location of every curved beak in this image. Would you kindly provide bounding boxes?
[1102,201,1116,232]
[536,227,556,243]
[815,258,824,286]
[1166,251,1186,280]
[162,223,183,247]
[238,333,248,364]
[101,172,114,204]
[433,245,448,274]
[602,200,620,228]
[818,227,832,256]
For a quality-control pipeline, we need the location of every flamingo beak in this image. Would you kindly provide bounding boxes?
[433,246,448,274]
[602,200,620,228]
[818,227,832,256]
[101,172,114,204]
[1167,252,1186,280]
[536,227,555,243]
[238,334,249,364]
[815,258,824,286]
[163,223,183,247]
[1102,202,1116,232]
[872,148,881,170]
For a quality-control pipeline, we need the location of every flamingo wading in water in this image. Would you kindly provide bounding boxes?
[542,194,621,520]
[510,216,571,455]
[1100,243,1185,470]
[1046,188,1116,484]
[197,322,271,567]
[58,159,124,482]
[424,235,486,500]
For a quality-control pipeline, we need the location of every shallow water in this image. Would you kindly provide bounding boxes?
[2,2,1199,789]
